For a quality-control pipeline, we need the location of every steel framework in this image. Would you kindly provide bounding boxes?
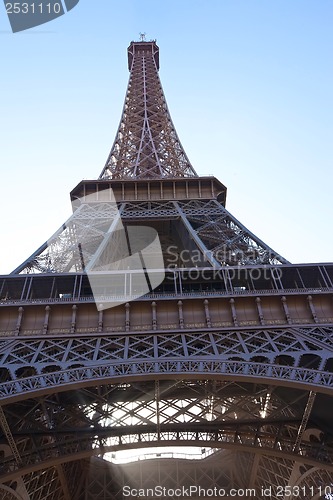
[0,39,332,499]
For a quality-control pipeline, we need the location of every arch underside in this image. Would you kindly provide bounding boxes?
[0,370,333,500]
[0,323,333,498]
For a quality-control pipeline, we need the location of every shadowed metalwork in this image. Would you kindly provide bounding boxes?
[0,40,332,499]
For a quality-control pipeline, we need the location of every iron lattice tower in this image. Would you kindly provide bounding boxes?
[0,40,333,500]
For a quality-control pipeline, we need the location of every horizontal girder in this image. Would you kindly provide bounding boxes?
[0,360,333,403]
[0,322,333,394]
[1,432,333,484]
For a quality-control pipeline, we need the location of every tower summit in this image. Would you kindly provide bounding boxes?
[0,40,333,499]
[100,40,197,179]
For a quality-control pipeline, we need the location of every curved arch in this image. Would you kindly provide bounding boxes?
[294,465,321,486]
[41,365,62,374]
[299,354,322,370]
[0,368,11,383]
[251,356,269,363]
[1,436,333,485]
[0,484,25,500]
[324,358,333,372]
[15,366,37,379]
[1,359,333,405]
[275,355,296,366]
[293,466,333,500]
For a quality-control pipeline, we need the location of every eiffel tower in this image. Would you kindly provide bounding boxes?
[0,38,333,500]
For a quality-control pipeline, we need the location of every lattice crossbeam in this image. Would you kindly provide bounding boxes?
[0,326,332,378]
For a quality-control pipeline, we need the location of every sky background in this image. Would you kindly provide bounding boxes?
[0,0,332,274]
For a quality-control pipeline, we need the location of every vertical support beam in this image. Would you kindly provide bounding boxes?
[281,296,292,324]
[0,278,5,298]
[20,277,28,301]
[230,299,238,327]
[73,274,78,299]
[0,406,22,466]
[71,305,77,333]
[293,391,317,453]
[178,300,184,329]
[151,301,157,330]
[204,299,211,328]
[43,306,51,334]
[155,380,160,441]
[98,309,103,333]
[56,465,72,500]
[321,265,333,288]
[307,295,318,323]
[318,265,329,288]
[73,467,87,500]
[16,307,24,334]
[271,267,284,290]
[177,270,182,294]
[255,297,265,325]
[125,303,130,332]
[248,454,260,490]
[50,277,56,299]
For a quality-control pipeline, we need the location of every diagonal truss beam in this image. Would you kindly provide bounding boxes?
[0,406,22,466]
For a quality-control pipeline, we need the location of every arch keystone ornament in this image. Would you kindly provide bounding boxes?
[0,39,333,499]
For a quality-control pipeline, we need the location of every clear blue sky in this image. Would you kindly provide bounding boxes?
[0,0,332,274]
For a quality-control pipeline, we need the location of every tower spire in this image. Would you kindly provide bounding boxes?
[99,40,197,179]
